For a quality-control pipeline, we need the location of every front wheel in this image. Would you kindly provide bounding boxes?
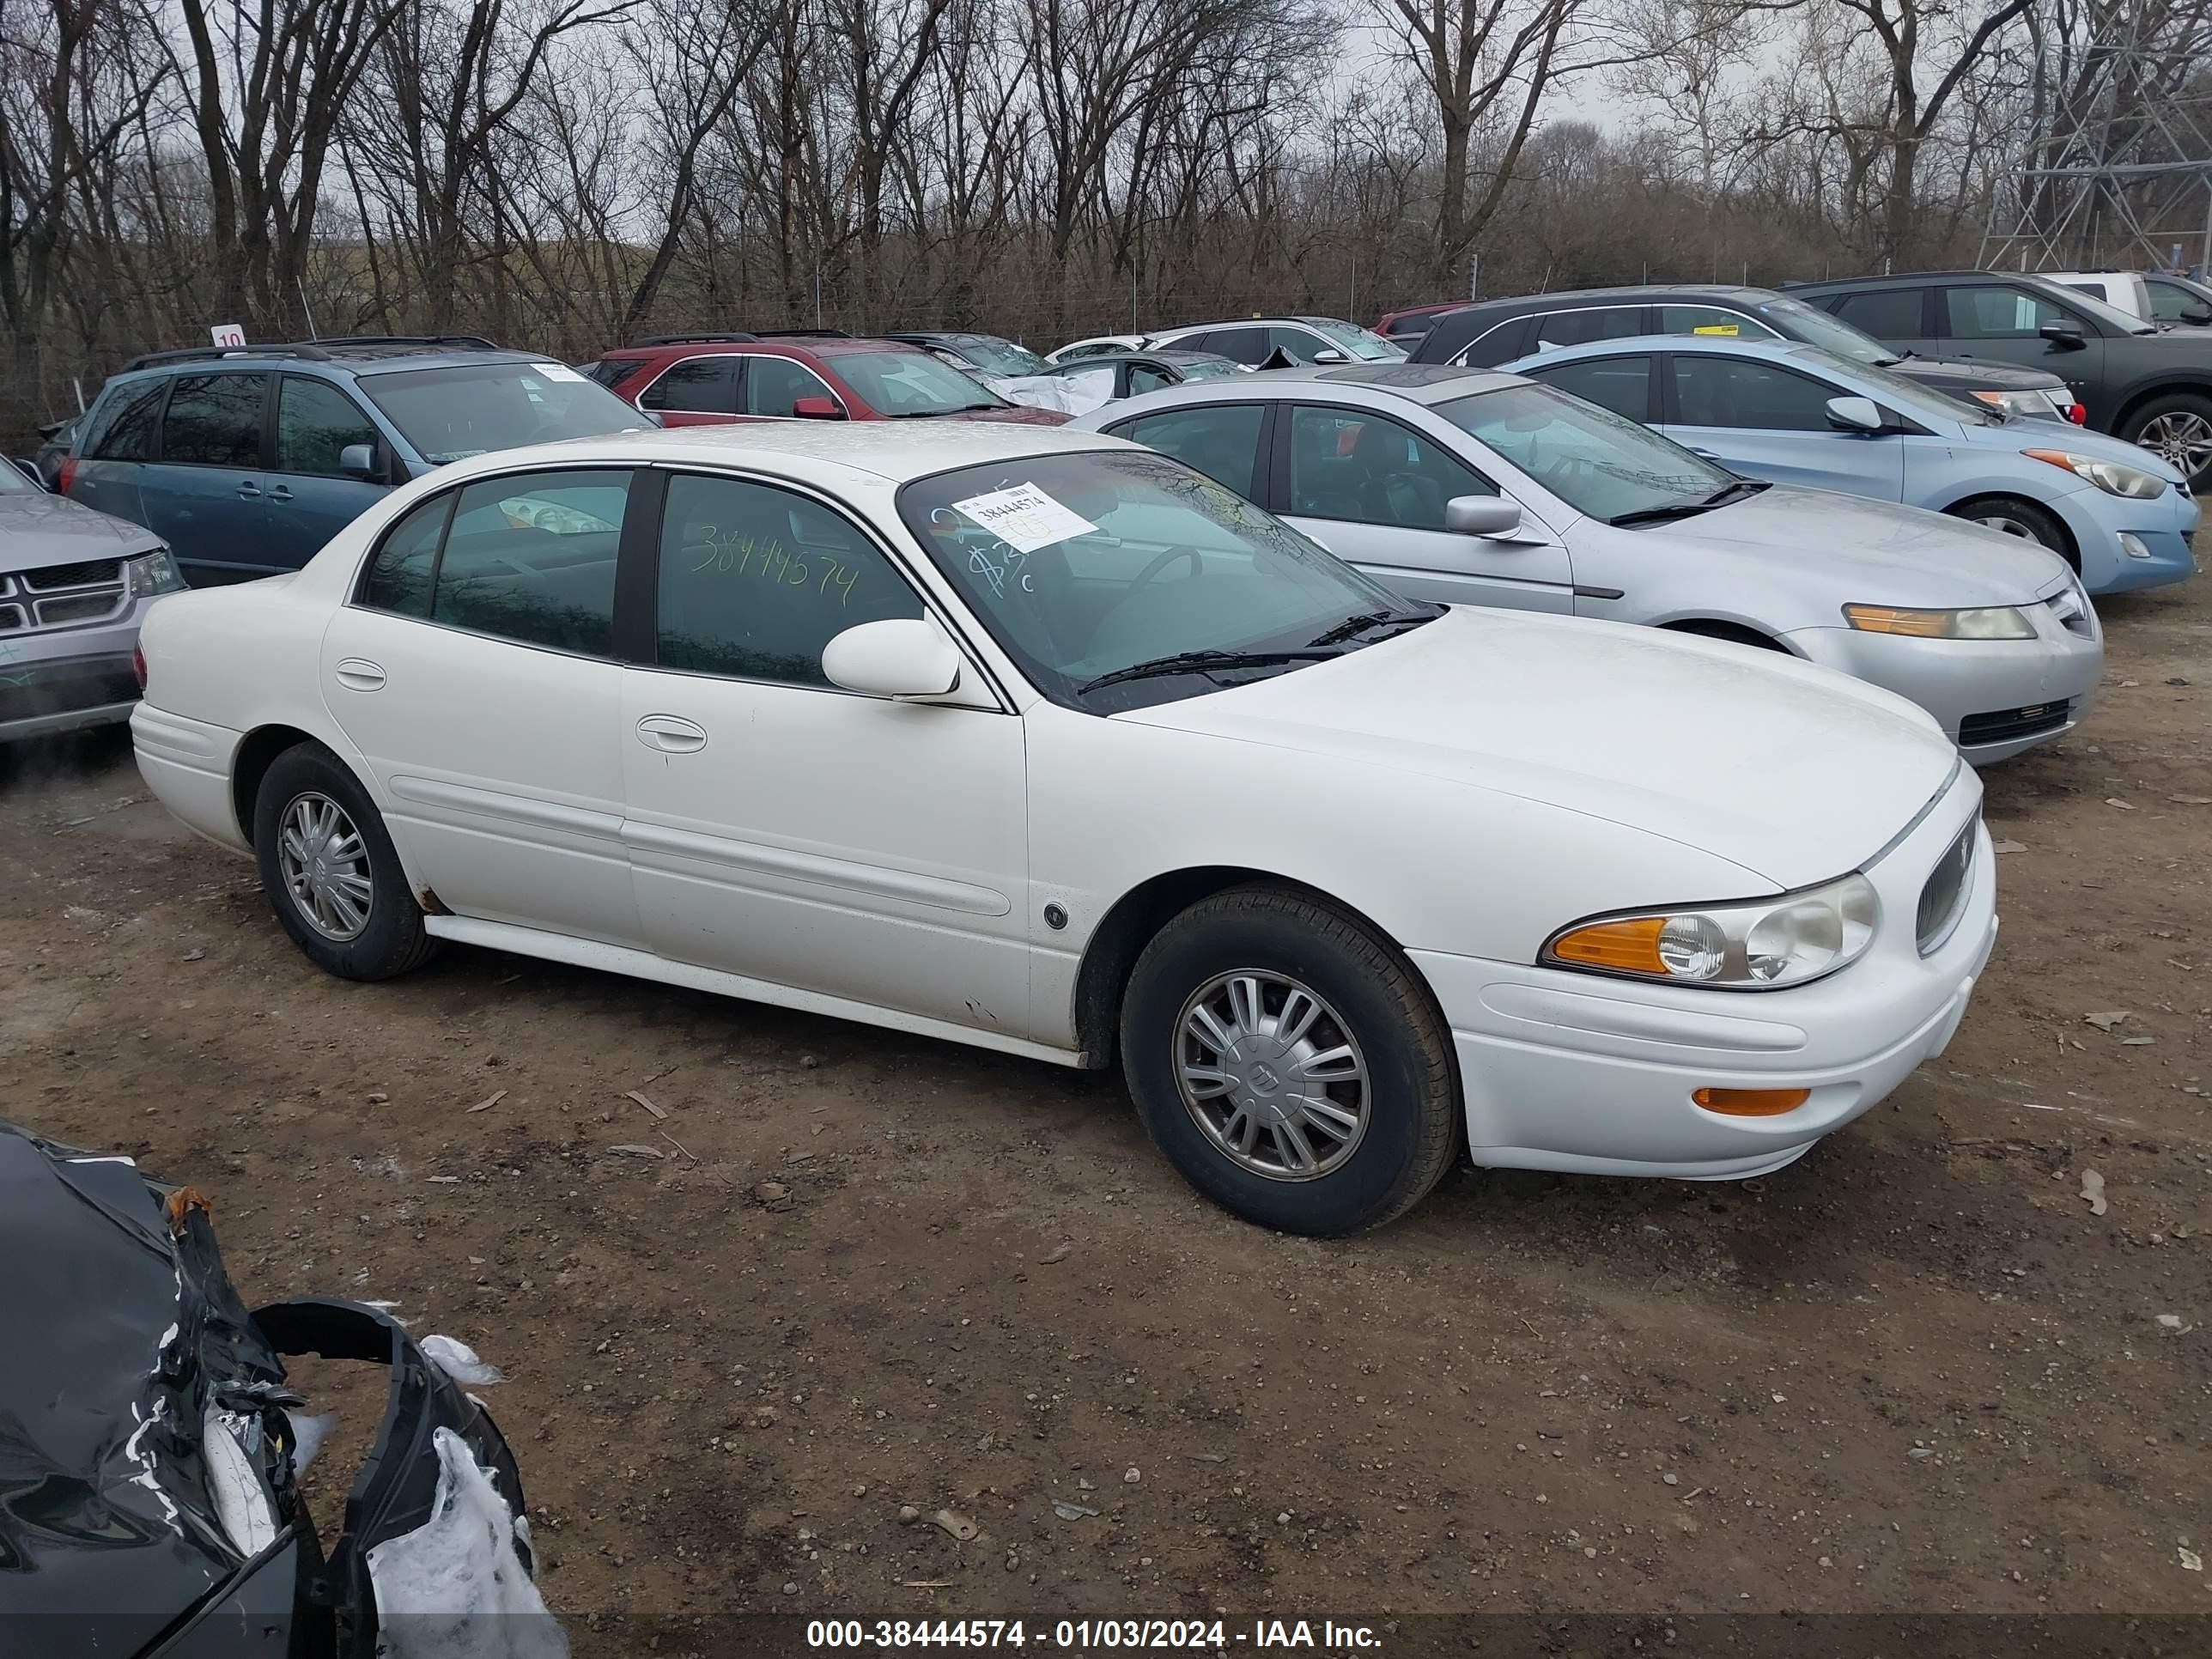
[253,742,437,981]
[1120,886,1458,1235]
[2119,392,2212,491]
[1944,495,2075,566]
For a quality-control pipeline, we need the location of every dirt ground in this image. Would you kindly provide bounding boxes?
[3,560,2209,1652]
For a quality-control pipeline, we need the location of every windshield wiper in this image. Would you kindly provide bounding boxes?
[1077,647,1340,695]
[1306,608,1433,647]
[1702,478,1770,507]
[1608,499,1719,527]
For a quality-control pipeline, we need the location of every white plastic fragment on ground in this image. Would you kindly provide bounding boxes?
[422,1334,506,1388]
[367,1427,567,1659]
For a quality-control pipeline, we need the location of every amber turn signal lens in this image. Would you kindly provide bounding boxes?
[1692,1086,1810,1116]
[1548,916,1668,975]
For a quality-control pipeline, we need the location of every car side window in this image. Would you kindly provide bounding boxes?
[1656,305,1778,342]
[1200,327,1269,366]
[1669,356,1836,431]
[1127,363,1174,395]
[358,492,456,618]
[1945,285,2076,340]
[641,357,738,415]
[1285,405,1494,529]
[86,380,167,460]
[1114,404,1266,499]
[654,473,926,689]
[160,373,267,466]
[1266,326,1329,364]
[745,357,840,417]
[1833,289,1927,338]
[274,377,380,477]
[1527,307,1643,353]
[1526,356,1655,422]
[433,470,630,654]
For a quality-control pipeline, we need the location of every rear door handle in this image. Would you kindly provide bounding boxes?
[333,658,386,691]
[269,484,294,503]
[637,714,708,753]
[236,482,263,501]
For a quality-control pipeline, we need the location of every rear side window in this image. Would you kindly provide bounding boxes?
[1832,289,1927,339]
[360,493,455,618]
[160,374,267,466]
[1656,305,1778,342]
[1527,308,1643,353]
[1197,327,1269,365]
[641,356,738,415]
[85,380,167,460]
[1114,404,1266,499]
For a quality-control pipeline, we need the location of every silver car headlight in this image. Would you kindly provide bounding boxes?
[1969,389,2063,422]
[1543,872,1879,991]
[124,546,185,597]
[2024,447,2167,499]
[1842,604,2036,640]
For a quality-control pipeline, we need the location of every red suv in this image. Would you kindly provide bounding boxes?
[582,331,1071,427]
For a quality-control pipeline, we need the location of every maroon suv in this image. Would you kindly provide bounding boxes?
[582,331,1071,427]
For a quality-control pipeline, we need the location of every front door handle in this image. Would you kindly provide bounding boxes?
[236,481,263,501]
[333,658,386,691]
[269,484,294,503]
[637,714,708,753]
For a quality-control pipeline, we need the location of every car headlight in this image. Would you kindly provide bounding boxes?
[2023,447,2166,498]
[1969,389,2059,421]
[1842,604,2036,640]
[124,546,185,597]
[1543,872,1879,990]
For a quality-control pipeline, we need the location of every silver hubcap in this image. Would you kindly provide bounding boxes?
[278,793,373,942]
[1975,513,2045,544]
[2137,410,2212,477]
[1176,971,1370,1182]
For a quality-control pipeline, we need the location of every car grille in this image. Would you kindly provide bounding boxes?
[1916,818,1977,956]
[1959,700,2071,747]
[0,558,129,634]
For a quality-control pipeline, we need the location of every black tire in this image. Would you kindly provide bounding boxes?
[1120,885,1456,1236]
[2118,391,2212,492]
[252,741,437,981]
[1944,495,2075,568]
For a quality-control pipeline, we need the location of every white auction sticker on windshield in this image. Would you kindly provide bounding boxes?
[531,362,587,383]
[951,482,1097,552]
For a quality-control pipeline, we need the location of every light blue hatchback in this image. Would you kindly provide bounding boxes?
[1506,335,2197,595]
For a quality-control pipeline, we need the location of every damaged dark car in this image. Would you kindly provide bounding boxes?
[1,1122,555,1659]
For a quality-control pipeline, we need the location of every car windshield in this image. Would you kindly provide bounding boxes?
[951,336,1053,377]
[0,459,40,493]
[836,350,1007,416]
[1748,295,1898,366]
[359,362,647,465]
[1176,360,1248,382]
[1437,382,1732,521]
[1304,319,1407,362]
[897,448,1431,712]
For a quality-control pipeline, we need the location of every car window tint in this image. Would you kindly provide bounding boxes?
[1527,356,1654,422]
[1945,285,2073,339]
[744,357,838,417]
[1832,289,1926,338]
[1200,327,1270,365]
[1266,326,1330,364]
[1656,305,1777,342]
[655,473,925,689]
[1115,404,1265,499]
[641,357,738,414]
[1527,308,1643,352]
[1669,356,1835,431]
[160,374,266,466]
[1456,313,1530,367]
[86,380,167,460]
[275,377,380,476]
[431,470,629,655]
[1128,363,1174,395]
[359,492,454,617]
[580,359,637,388]
[1285,405,1493,529]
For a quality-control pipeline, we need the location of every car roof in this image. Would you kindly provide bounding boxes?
[1787,270,2020,292]
[1060,349,1237,368]
[1101,362,1520,408]
[1449,285,1775,314]
[435,418,1139,489]
[1516,334,1836,370]
[117,337,540,377]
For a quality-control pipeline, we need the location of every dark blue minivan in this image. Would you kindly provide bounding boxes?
[62,337,653,584]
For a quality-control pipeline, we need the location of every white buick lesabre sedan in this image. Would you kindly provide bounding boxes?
[132,423,1996,1235]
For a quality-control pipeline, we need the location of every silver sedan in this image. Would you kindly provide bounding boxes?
[1069,364,2102,763]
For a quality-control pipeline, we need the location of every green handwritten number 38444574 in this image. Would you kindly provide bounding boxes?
[689,526,860,607]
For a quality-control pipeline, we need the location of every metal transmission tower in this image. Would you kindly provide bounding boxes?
[1982,0,2212,273]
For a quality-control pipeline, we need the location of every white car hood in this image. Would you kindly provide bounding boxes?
[1115,606,1960,890]
[1644,485,2076,604]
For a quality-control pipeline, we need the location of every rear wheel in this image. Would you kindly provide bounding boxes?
[2118,392,2212,490]
[1120,885,1456,1235]
[1945,495,2074,566]
[253,742,436,981]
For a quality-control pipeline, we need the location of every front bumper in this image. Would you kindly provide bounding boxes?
[0,646,140,741]
[1411,771,1996,1178]
[2049,484,2198,595]
[1783,605,2103,765]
